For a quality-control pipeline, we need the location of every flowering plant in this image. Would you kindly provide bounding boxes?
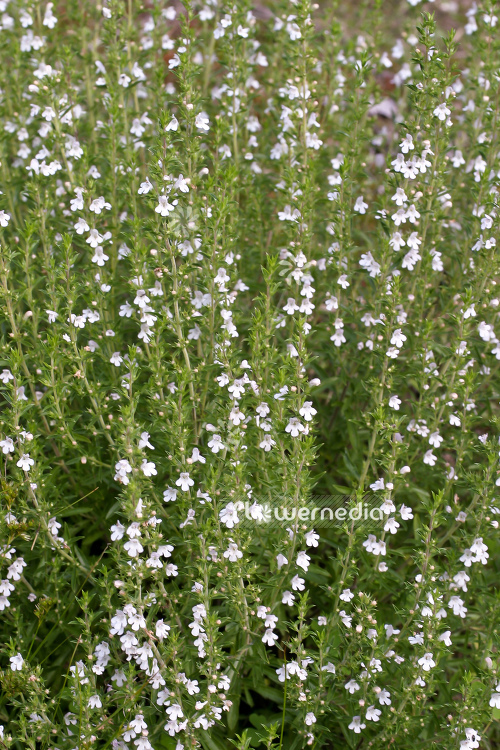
[1,0,500,748]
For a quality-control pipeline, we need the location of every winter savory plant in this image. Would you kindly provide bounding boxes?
[0,0,500,747]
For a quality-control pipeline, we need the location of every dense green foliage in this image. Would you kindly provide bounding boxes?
[1,0,500,748]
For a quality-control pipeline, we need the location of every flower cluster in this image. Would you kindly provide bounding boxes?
[1,0,500,749]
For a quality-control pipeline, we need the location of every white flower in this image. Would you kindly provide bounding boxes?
[299,401,317,421]
[390,328,406,348]
[261,627,278,646]
[10,653,24,671]
[156,620,171,641]
[146,552,163,569]
[43,3,57,27]
[0,437,14,454]
[339,588,354,602]
[378,689,391,705]
[138,178,153,194]
[123,539,144,558]
[388,395,401,410]
[89,196,111,214]
[278,205,301,222]
[418,652,435,671]
[48,517,62,537]
[345,679,360,693]
[392,208,406,226]
[354,196,368,214]
[165,115,179,132]
[110,352,123,366]
[428,431,443,448]
[359,251,381,277]
[229,407,245,426]
[470,537,489,564]
[7,558,26,581]
[17,453,34,471]
[0,369,14,383]
[126,523,141,539]
[392,187,408,205]
[176,472,194,491]
[285,418,304,437]
[168,53,180,69]
[348,716,366,733]
[291,575,305,591]
[400,505,413,520]
[400,134,413,153]
[155,195,175,216]
[283,297,299,314]
[423,450,437,466]
[448,595,467,618]
[118,73,131,87]
[208,434,225,453]
[141,459,157,477]
[366,705,381,722]
[296,551,310,571]
[276,554,288,569]
[91,246,110,268]
[114,459,132,485]
[439,630,452,647]
[305,530,319,547]
[223,542,242,562]
[462,728,481,749]
[166,704,184,721]
[110,522,125,541]
[433,102,451,121]
[384,517,400,534]
[478,321,495,341]
[219,503,240,528]
[406,204,420,223]
[195,112,210,131]
[138,432,154,450]
[489,692,500,708]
